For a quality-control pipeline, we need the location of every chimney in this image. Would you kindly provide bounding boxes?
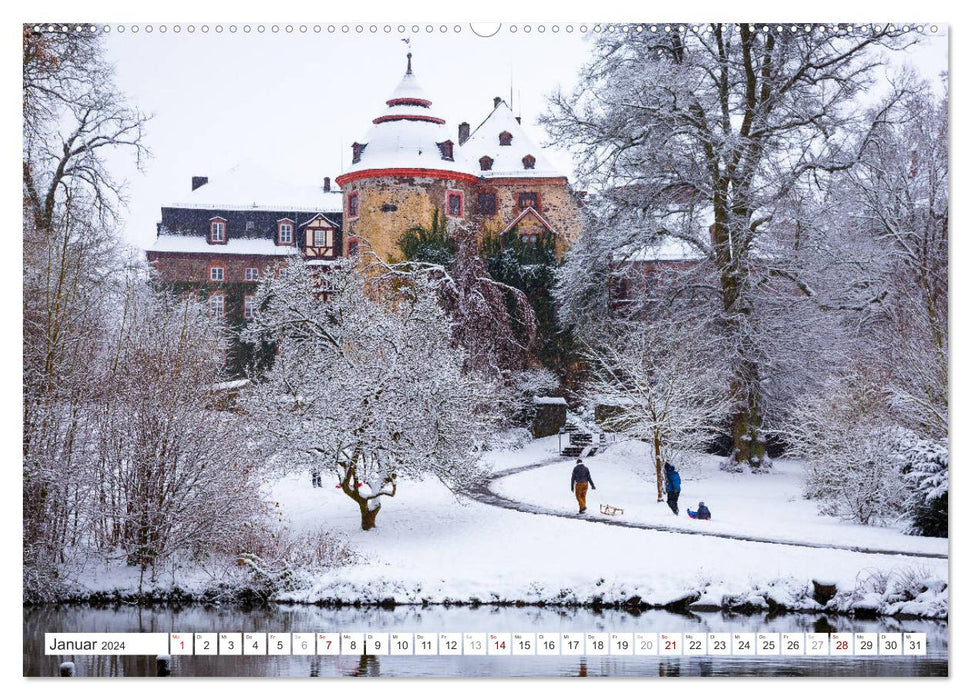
[458,122,470,146]
[494,96,503,108]
[323,177,331,192]
[191,176,208,191]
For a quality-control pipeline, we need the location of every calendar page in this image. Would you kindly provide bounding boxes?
[21,9,949,683]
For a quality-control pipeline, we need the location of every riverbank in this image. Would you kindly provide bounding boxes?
[35,437,948,619]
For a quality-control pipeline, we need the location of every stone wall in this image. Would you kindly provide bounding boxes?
[341,175,478,262]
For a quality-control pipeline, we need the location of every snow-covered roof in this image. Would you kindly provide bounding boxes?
[461,101,563,179]
[169,162,343,212]
[534,396,568,405]
[148,234,300,257]
[338,60,475,180]
[614,237,705,263]
[213,379,250,391]
[299,213,340,228]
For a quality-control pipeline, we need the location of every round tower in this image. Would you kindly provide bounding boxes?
[336,52,477,262]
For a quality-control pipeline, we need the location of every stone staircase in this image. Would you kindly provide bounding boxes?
[560,420,606,458]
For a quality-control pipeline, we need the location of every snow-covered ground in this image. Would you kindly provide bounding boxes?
[490,439,948,557]
[265,437,947,617]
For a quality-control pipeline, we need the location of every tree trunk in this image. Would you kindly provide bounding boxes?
[727,361,769,472]
[359,501,381,531]
[653,429,664,502]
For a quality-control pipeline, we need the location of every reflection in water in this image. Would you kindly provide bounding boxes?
[23,604,947,678]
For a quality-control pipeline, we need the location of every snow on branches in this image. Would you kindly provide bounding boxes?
[243,258,502,530]
[584,315,730,500]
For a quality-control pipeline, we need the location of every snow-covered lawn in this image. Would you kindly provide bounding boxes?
[490,439,948,557]
[269,437,948,616]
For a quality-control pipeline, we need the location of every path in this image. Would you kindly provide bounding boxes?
[467,457,947,561]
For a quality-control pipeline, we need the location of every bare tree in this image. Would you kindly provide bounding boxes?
[585,315,730,500]
[22,27,149,598]
[93,282,266,590]
[841,86,948,438]
[23,27,149,232]
[544,24,916,470]
[243,259,501,531]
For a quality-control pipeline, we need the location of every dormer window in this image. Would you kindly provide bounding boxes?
[209,217,227,244]
[352,142,367,164]
[437,140,454,161]
[277,220,294,246]
[522,154,536,170]
[479,156,494,171]
[499,131,513,146]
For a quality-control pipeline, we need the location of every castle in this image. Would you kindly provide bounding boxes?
[147,52,583,320]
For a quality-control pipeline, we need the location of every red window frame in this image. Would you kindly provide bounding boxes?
[446,189,464,219]
[347,192,360,219]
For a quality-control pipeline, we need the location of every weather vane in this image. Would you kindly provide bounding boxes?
[402,37,412,74]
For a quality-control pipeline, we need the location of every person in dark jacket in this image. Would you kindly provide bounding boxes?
[570,459,596,514]
[687,502,711,520]
[664,462,681,515]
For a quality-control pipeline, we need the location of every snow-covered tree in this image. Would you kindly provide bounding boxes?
[840,86,948,439]
[93,282,266,589]
[244,259,501,530]
[392,219,539,383]
[544,24,917,470]
[584,315,730,500]
[892,433,947,537]
[786,367,909,526]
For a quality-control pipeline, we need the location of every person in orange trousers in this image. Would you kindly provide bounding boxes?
[570,458,597,514]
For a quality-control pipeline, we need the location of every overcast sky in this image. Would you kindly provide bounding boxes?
[102,24,948,253]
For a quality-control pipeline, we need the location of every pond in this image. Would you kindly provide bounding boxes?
[24,604,947,677]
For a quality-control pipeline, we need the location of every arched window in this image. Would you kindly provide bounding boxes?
[499,131,513,146]
[479,156,494,171]
[522,154,536,170]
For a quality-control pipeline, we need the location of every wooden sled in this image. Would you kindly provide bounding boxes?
[600,504,624,516]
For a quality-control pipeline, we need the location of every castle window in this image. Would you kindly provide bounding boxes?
[348,239,359,257]
[352,142,367,164]
[446,189,464,219]
[478,192,497,216]
[244,295,256,320]
[209,218,227,244]
[348,192,359,218]
[437,140,454,161]
[479,156,494,171]
[518,192,539,210]
[522,154,536,170]
[245,267,259,281]
[278,221,294,245]
[208,294,225,316]
[210,266,225,282]
[499,131,513,146]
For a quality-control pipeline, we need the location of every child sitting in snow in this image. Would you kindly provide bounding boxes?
[687,502,711,520]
